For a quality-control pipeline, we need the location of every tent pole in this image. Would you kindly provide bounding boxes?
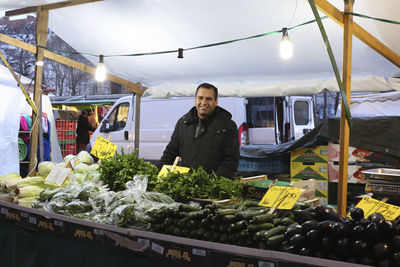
[29,7,48,175]
[134,94,141,156]
[337,0,354,216]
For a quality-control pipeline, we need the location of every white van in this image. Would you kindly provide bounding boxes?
[88,96,247,161]
[88,95,314,161]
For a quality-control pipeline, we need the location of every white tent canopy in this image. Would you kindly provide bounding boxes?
[0,0,399,97]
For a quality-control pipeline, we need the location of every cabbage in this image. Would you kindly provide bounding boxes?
[87,164,99,173]
[17,176,45,188]
[0,173,22,190]
[15,185,44,198]
[63,154,75,165]
[77,151,94,163]
[17,197,38,207]
[74,162,90,174]
[38,161,55,177]
[56,162,67,168]
[43,180,59,190]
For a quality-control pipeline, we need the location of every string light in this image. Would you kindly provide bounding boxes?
[280,28,293,60]
[178,48,184,58]
[95,55,106,82]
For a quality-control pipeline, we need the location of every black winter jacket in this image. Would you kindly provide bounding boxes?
[160,106,239,178]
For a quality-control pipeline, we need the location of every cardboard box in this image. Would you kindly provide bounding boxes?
[291,178,328,205]
[328,142,399,163]
[328,162,367,184]
[290,162,328,180]
[290,146,328,163]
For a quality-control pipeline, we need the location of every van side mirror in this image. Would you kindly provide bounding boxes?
[100,119,111,133]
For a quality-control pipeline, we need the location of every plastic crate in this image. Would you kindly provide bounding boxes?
[56,119,77,157]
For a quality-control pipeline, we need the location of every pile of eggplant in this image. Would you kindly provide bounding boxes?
[283,205,400,266]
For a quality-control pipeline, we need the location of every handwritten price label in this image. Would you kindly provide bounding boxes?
[158,165,190,177]
[259,186,303,210]
[90,136,117,160]
[350,197,400,220]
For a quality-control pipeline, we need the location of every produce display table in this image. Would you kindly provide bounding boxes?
[0,201,370,267]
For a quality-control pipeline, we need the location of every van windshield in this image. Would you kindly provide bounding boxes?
[294,101,309,125]
[247,97,275,127]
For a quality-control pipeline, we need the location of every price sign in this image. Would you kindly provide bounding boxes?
[259,186,303,210]
[45,166,71,187]
[158,165,190,177]
[349,197,400,220]
[90,136,117,160]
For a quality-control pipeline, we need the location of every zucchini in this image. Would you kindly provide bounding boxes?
[222,214,237,223]
[219,224,229,232]
[212,232,221,241]
[186,219,197,229]
[263,225,287,240]
[239,229,250,238]
[197,228,206,239]
[227,223,236,233]
[252,214,274,224]
[172,227,182,236]
[242,199,261,208]
[234,220,248,230]
[267,234,285,248]
[216,208,239,216]
[211,215,222,224]
[280,217,295,226]
[181,228,189,237]
[257,241,267,250]
[203,231,213,241]
[236,210,266,220]
[200,218,211,228]
[219,233,228,243]
[176,218,187,228]
[189,229,198,238]
[179,204,201,212]
[247,222,274,232]
[185,210,206,220]
[253,229,270,242]
[272,218,282,226]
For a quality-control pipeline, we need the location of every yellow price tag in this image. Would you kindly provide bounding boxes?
[259,186,303,210]
[90,136,118,160]
[158,165,190,177]
[348,197,400,221]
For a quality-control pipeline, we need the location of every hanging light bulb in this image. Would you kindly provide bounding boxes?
[280,28,293,60]
[95,55,106,82]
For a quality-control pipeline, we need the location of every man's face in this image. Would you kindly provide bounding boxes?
[195,87,218,119]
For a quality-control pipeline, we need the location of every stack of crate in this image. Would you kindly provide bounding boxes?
[290,146,329,205]
[55,120,77,157]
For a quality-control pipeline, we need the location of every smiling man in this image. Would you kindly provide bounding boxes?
[159,83,239,178]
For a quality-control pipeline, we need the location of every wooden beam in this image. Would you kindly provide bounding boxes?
[337,0,353,216]
[0,33,145,95]
[5,0,103,16]
[314,0,400,68]
[29,8,49,175]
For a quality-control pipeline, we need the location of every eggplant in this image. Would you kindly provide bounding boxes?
[392,235,400,251]
[306,229,322,246]
[352,225,365,239]
[350,207,364,221]
[315,205,343,222]
[293,210,315,224]
[373,242,391,259]
[378,220,397,239]
[318,220,335,235]
[284,245,298,254]
[335,237,349,257]
[368,212,385,224]
[290,233,307,249]
[393,251,400,266]
[331,222,346,237]
[301,220,319,233]
[366,222,380,241]
[356,218,370,228]
[353,239,369,256]
[284,224,303,241]
[298,247,312,257]
[321,236,334,253]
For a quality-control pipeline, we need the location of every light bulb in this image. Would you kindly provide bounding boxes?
[95,55,106,82]
[36,61,44,66]
[280,28,293,60]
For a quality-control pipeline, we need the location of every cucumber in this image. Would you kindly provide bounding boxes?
[252,214,274,224]
[247,222,274,232]
[267,234,285,248]
[263,225,287,240]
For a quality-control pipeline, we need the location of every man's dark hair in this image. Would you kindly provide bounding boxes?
[196,83,218,100]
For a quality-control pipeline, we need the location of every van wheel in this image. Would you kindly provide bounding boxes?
[86,143,99,162]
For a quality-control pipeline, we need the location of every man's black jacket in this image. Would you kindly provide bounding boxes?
[160,106,239,178]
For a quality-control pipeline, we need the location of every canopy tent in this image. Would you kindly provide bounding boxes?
[0,64,63,176]
[0,0,399,97]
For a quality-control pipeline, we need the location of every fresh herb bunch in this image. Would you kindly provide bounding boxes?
[98,150,159,191]
[153,167,243,202]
